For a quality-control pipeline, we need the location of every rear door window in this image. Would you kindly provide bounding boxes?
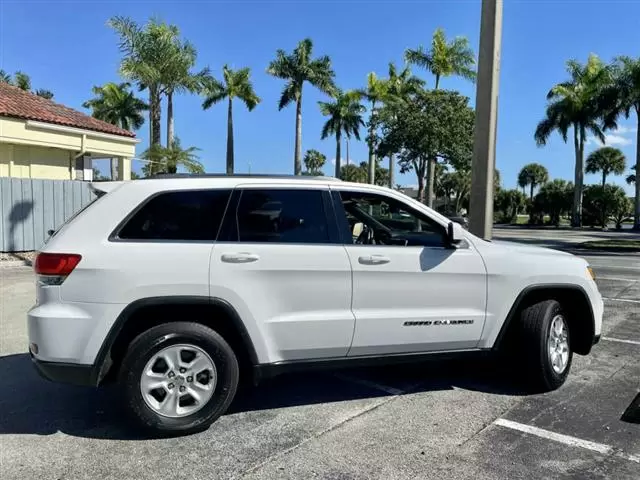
[117,189,232,241]
[232,189,330,244]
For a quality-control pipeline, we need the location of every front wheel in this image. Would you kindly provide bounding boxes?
[519,299,573,392]
[119,322,239,436]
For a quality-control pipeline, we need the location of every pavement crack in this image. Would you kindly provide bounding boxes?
[614,282,636,299]
[236,395,399,478]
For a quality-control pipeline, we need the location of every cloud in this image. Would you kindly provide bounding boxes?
[601,134,632,146]
[614,126,636,135]
[587,125,635,147]
[330,158,358,166]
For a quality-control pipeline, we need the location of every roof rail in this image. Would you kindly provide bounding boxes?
[144,173,342,181]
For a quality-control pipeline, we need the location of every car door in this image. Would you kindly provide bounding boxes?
[210,184,354,363]
[332,187,487,356]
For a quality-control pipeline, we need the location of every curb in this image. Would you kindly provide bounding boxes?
[0,260,32,268]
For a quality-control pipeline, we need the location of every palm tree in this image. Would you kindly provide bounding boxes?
[35,89,54,99]
[340,163,367,183]
[141,137,204,176]
[202,65,261,175]
[358,72,388,184]
[109,16,182,148]
[534,54,613,226]
[162,39,208,149]
[600,56,640,229]
[303,149,326,175]
[83,82,148,179]
[13,71,31,91]
[319,90,365,178]
[384,62,425,188]
[517,163,549,200]
[267,38,337,175]
[404,28,476,90]
[627,165,636,185]
[586,146,626,188]
[0,70,53,97]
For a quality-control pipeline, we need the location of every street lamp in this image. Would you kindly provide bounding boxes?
[469,0,503,240]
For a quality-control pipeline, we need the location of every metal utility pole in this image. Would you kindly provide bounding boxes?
[469,0,503,240]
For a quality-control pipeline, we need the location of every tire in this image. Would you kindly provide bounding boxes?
[119,322,239,436]
[519,299,572,392]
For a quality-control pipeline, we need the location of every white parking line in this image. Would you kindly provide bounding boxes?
[596,276,637,282]
[494,418,640,464]
[603,297,640,304]
[589,264,640,271]
[333,373,404,396]
[602,336,640,346]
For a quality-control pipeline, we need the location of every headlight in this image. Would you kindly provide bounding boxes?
[587,266,596,280]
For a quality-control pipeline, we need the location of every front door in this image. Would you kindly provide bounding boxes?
[332,188,487,356]
[210,185,354,363]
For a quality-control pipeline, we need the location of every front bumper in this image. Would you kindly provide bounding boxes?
[30,353,95,386]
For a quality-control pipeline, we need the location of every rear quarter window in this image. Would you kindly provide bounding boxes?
[116,189,232,241]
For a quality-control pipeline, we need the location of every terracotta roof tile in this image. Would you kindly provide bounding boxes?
[0,82,136,138]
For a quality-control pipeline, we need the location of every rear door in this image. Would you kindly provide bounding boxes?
[332,187,487,356]
[210,184,354,363]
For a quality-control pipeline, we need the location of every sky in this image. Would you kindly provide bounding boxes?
[1,0,639,193]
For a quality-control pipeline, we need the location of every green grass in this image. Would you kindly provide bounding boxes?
[581,240,640,251]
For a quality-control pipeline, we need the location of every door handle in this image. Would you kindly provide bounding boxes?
[358,255,390,265]
[221,253,260,263]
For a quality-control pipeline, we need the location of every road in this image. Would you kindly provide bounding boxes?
[0,247,638,479]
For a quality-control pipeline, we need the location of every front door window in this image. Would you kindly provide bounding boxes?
[339,191,447,248]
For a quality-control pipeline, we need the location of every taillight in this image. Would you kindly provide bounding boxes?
[34,253,81,285]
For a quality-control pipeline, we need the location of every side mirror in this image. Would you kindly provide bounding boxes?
[447,221,464,244]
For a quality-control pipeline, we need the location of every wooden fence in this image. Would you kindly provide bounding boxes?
[0,178,95,252]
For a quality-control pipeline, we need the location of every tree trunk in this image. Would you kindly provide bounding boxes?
[388,153,394,189]
[368,100,376,184]
[571,125,583,227]
[435,75,440,90]
[110,158,118,180]
[166,91,174,149]
[602,172,608,229]
[530,183,534,201]
[335,131,341,178]
[417,174,425,204]
[346,138,350,165]
[634,110,640,229]
[368,128,375,185]
[150,85,161,148]
[226,98,234,175]
[426,157,435,208]
[294,97,302,175]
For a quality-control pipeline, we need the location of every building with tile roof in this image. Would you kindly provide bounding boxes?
[0,83,138,181]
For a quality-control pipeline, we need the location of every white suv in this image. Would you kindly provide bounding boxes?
[28,175,603,435]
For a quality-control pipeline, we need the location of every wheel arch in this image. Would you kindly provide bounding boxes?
[91,296,259,385]
[493,284,596,356]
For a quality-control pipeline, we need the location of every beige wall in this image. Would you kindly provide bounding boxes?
[0,143,73,180]
[0,116,137,158]
[0,116,137,180]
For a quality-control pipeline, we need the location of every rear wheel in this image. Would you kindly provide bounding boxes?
[119,322,239,435]
[519,299,572,391]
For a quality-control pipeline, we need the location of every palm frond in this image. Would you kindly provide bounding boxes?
[404,46,432,70]
[278,82,297,110]
[201,75,227,109]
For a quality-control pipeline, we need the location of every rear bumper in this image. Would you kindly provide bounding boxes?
[30,353,95,386]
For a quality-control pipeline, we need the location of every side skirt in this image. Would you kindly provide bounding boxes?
[253,349,492,384]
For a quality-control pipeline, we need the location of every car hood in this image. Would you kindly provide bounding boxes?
[485,240,574,257]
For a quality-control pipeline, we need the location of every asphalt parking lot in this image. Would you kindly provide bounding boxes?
[1,243,639,479]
